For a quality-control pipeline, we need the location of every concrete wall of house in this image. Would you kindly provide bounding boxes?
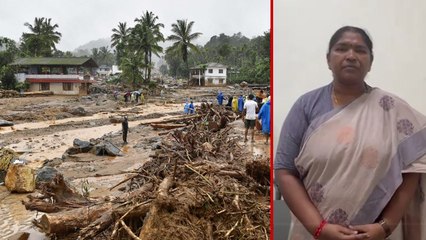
[204,67,227,85]
[29,82,80,95]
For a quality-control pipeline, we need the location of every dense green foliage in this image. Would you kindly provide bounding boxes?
[189,31,270,84]
[0,37,19,89]
[1,14,270,90]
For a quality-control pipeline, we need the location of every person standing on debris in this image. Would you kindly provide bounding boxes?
[124,91,131,103]
[122,116,129,144]
[217,91,224,105]
[232,95,238,112]
[243,94,258,142]
[189,101,195,114]
[113,90,119,101]
[257,97,270,144]
[184,100,190,114]
[226,95,233,107]
[238,95,245,113]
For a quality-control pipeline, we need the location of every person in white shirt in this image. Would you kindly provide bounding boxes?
[242,94,258,142]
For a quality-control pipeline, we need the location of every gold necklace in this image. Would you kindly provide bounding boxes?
[332,89,339,105]
[332,84,368,106]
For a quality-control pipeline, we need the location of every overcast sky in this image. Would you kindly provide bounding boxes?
[0,0,270,52]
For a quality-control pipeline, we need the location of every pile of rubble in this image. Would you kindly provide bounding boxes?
[21,104,270,240]
[0,89,19,98]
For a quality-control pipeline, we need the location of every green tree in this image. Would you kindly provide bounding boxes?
[0,37,19,67]
[166,19,202,79]
[111,22,131,65]
[20,17,62,57]
[120,52,145,88]
[159,64,168,76]
[132,11,164,82]
[0,65,17,89]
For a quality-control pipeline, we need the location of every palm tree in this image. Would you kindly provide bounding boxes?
[111,22,131,65]
[133,11,164,82]
[21,17,62,57]
[111,22,131,48]
[166,19,202,82]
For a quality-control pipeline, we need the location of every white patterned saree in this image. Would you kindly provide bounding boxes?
[289,88,426,240]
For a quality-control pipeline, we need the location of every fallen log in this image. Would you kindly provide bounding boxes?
[34,203,112,235]
[22,91,53,96]
[78,201,152,240]
[150,123,186,130]
[139,115,200,126]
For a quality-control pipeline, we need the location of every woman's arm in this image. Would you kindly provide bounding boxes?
[275,169,324,234]
[275,169,365,239]
[351,173,420,239]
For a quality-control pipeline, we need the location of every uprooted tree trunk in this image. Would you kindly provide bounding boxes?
[139,176,173,239]
[22,174,90,213]
[33,203,112,235]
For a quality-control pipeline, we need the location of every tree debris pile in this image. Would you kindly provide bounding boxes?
[24,104,270,240]
[0,89,19,98]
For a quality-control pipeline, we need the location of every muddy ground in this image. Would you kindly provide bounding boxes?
[0,85,270,239]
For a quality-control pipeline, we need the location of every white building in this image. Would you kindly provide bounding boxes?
[96,65,112,78]
[190,62,227,86]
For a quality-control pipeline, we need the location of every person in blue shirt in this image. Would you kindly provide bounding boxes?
[217,91,224,105]
[257,98,270,144]
[183,101,190,114]
[189,101,195,114]
[238,95,244,113]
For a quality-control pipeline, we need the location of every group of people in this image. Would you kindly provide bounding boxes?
[216,91,271,144]
[114,90,145,104]
[241,93,271,144]
[183,99,195,114]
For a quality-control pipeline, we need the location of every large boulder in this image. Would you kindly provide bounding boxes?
[36,166,59,187]
[94,141,122,156]
[65,139,93,155]
[69,107,88,116]
[5,162,36,193]
[0,148,18,183]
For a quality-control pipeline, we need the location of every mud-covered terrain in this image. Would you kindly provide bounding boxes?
[0,86,270,239]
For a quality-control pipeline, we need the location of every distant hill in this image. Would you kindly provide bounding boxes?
[72,38,111,57]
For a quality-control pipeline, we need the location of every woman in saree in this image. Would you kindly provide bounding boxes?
[274,26,426,240]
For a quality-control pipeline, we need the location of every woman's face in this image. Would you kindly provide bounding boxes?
[327,31,372,85]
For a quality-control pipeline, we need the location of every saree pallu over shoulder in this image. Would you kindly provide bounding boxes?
[288,88,426,240]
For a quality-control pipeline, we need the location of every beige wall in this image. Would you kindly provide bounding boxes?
[29,82,80,95]
[274,0,426,153]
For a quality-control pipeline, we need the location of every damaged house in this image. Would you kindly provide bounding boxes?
[189,62,227,86]
[11,57,99,95]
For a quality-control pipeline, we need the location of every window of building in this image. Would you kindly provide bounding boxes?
[63,83,73,91]
[40,83,50,91]
[41,67,50,74]
[219,79,224,84]
[67,67,77,74]
[219,69,223,74]
[51,67,63,74]
[208,78,213,84]
[208,69,213,74]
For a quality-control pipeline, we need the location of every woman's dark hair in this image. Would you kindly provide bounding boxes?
[328,26,374,61]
